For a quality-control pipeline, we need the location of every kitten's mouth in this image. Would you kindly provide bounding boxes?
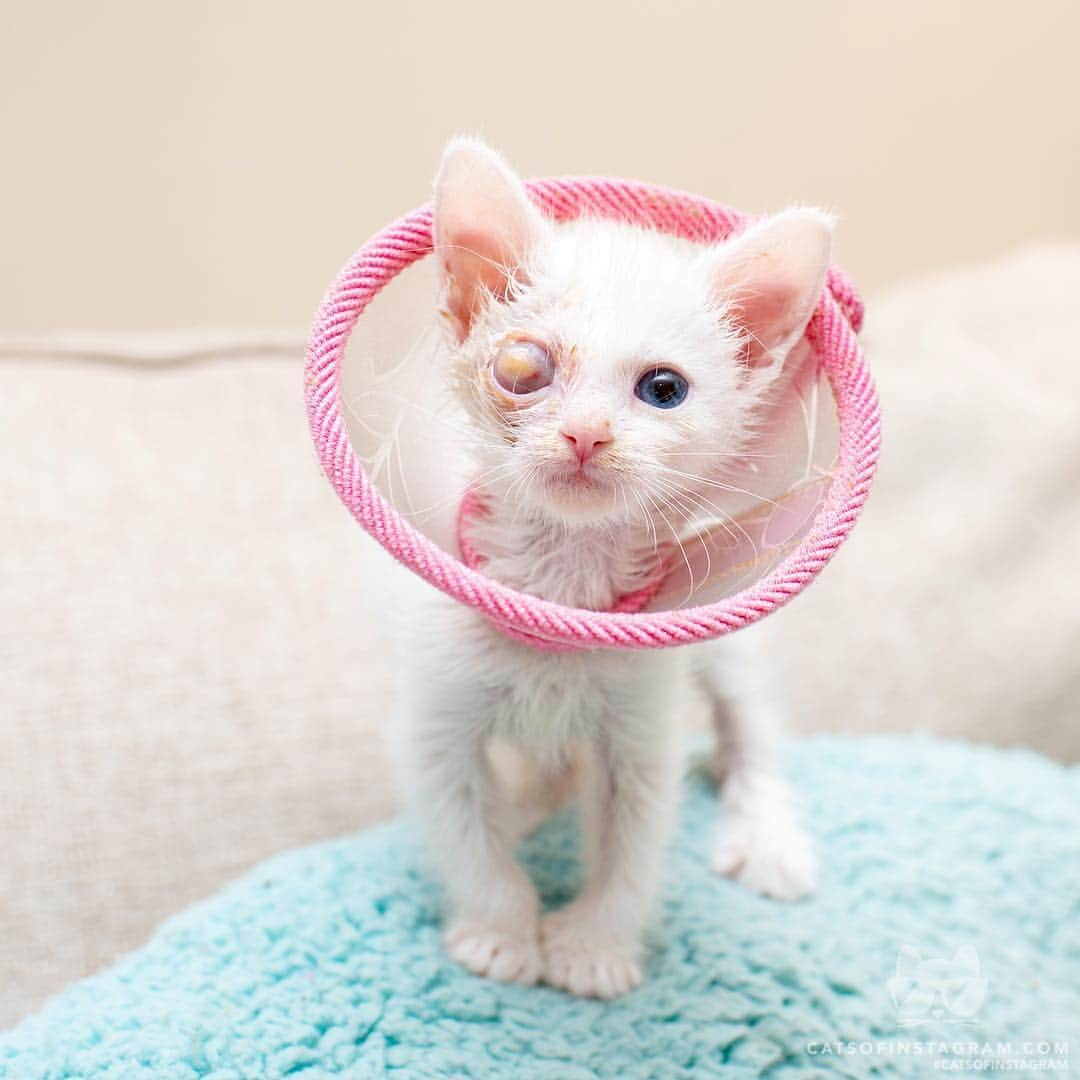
[539,464,622,522]
[547,463,610,492]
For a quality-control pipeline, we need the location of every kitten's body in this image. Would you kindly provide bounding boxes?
[394,140,824,998]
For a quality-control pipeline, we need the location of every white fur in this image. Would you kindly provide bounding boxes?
[393,139,826,998]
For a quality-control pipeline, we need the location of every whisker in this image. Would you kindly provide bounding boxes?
[651,485,714,590]
[642,490,697,606]
[663,450,781,461]
[657,463,783,510]
[651,475,760,562]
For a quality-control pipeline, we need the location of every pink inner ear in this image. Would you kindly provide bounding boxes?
[727,271,806,368]
[434,147,541,342]
[440,227,517,335]
[711,210,832,370]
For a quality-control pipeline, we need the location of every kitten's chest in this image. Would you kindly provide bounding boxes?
[490,549,616,609]
[475,629,688,754]
[473,517,658,611]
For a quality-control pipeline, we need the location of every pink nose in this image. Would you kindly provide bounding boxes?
[561,419,613,465]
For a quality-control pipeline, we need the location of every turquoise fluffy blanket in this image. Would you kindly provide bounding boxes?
[2,736,1078,1078]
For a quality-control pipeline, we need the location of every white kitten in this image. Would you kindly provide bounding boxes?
[393,138,827,998]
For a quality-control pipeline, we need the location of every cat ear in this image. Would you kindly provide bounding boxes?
[707,208,834,370]
[433,137,547,342]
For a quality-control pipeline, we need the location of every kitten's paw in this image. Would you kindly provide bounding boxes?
[540,908,642,999]
[711,815,818,900]
[444,919,542,985]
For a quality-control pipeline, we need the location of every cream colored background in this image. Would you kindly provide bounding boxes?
[2,1,1078,332]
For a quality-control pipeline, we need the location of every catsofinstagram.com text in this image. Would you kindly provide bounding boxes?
[807,1040,1069,1072]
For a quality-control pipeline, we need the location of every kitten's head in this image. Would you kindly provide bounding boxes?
[433,137,832,528]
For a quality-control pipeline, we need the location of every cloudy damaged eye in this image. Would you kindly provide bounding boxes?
[635,367,689,409]
[493,341,555,395]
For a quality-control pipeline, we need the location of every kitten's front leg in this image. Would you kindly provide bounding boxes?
[541,710,681,999]
[400,684,542,986]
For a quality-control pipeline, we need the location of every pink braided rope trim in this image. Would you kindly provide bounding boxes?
[305,177,880,651]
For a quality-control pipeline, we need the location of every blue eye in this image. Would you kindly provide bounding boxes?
[634,368,689,409]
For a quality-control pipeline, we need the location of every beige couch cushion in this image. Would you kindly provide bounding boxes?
[1,340,398,1028]
[2,248,1079,1027]
[769,245,1080,755]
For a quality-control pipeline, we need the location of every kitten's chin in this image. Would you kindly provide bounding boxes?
[535,472,623,526]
